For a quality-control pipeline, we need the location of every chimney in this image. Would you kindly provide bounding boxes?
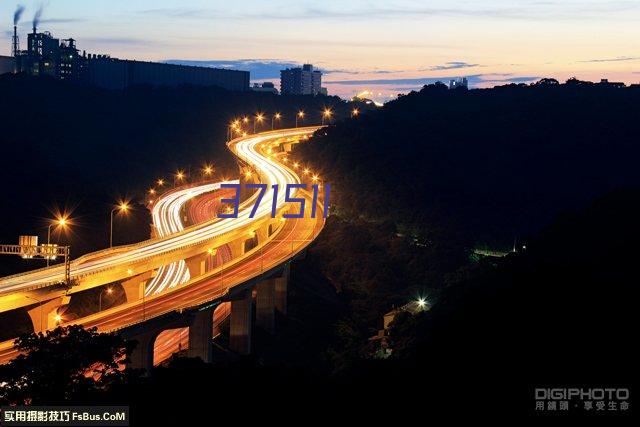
[12,25,19,57]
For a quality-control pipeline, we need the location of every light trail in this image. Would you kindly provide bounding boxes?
[0,127,320,294]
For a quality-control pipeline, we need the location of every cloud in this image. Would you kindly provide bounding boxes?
[164,59,300,79]
[325,74,539,88]
[82,37,157,47]
[579,56,640,63]
[424,61,480,71]
[136,2,640,22]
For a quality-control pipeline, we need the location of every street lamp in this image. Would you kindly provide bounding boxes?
[157,178,165,187]
[99,287,113,312]
[174,170,185,186]
[253,113,265,133]
[202,164,214,180]
[272,112,281,130]
[296,110,305,127]
[46,216,68,267]
[351,108,360,117]
[322,108,333,125]
[110,201,129,248]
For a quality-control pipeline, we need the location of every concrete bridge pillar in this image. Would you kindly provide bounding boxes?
[275,264,290,315]
[127,330,156,372]
[187,308,214,362]
[26,295,71,333]
[122,270,154,303]
[186,253,208,278]
[256,226,269,244]
[228,239,245,259]
[229,290,253,355]
[256,279,275,334]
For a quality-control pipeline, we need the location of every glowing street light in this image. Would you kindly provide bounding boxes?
[322,108,333,125]
[303,168,310,175]
[296,110,305,127]
[46,215,69,267]
[351,108,360,117]
[202,164,214,179]
[110,201,130,248]
[99,286,113,311]
[312,174,319,182]
[175,170,185,186]
[272,112,281,130]
[157,179,165,187]
[417,298,427,310]
[148,188,156,195]
[254,113,265,133]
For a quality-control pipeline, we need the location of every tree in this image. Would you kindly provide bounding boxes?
[0,325,136,404]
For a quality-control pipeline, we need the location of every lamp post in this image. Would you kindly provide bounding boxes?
[322,108,333,125]
[253,113,264,133]
[296,110,304,127]
[99,287,113,311]
[174,170,185,187]
[110,201,129,248]
[272,112,281,130]
[202,164,213,181]
[46,217,68,267]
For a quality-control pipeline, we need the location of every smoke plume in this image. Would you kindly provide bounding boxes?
[33,4,44,30]
[13,5,25,26]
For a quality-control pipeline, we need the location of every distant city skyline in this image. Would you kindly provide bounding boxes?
[2,0,639,100]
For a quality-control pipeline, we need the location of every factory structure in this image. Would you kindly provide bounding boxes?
[4,21,249,91]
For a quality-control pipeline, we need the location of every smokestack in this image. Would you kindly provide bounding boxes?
[12,5,24,57]
[12,26,19,57]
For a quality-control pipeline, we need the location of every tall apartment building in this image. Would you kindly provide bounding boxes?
[280,64,322,95]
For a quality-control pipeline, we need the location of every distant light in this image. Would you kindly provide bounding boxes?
[176,171,185,180]
[119,201,129,212]
[149,188,156,195]
[275,113,281,119]
[417,298,427,309]
[157,179,165,186]
[54,314,62,323]
[127,268,133,275]
[298,111,305,118]
[303,168,310,175]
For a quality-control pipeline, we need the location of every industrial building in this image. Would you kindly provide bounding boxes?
[0,55,14,74]
[280,64,323,95]
[7,24,249,91]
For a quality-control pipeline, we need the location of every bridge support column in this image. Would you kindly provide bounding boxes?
[122,270,153,303]
[127,331,156,372]
[187,308,214,362]
[229,290,253,355]
[256,279,275,334]
[275,264,290,315]
[228,239,245,259]
[256,226,269,244]
[186,253,208,278]
[26,296,70,333]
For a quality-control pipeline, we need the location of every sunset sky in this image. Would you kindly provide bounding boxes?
[2,0,639,100]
